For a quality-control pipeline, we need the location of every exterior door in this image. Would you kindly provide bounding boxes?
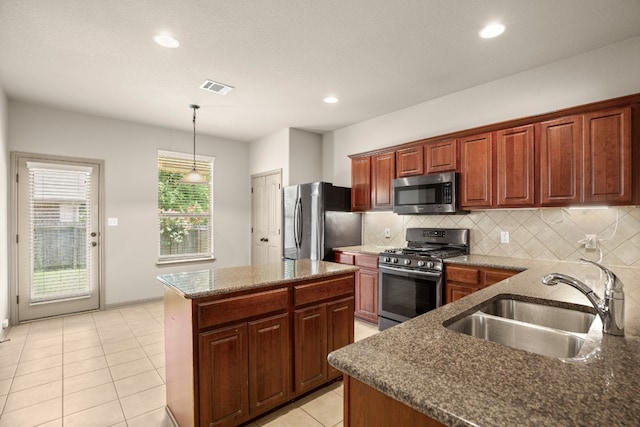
[251,170,282,265]
[14,154,102,322]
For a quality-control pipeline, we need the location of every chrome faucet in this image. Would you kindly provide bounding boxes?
[542,258,624,336]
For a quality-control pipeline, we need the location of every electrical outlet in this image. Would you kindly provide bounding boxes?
[384,228,391,238]
[585,234,597,250]
[500,231,509,244]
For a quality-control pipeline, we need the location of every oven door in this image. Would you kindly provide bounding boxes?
[378,265,443,328]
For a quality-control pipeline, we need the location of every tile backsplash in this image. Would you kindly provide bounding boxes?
[363,207,640,268]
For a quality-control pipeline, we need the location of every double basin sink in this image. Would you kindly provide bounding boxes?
[445,296,599,359]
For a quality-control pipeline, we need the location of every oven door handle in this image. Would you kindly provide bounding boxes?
[379,266,442,278]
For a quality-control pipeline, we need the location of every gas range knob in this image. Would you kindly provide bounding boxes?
[392,258,398,264]
[426,261,434,269]
[403,259,411,265]
[383,257,391,263]
[417,260,425,267]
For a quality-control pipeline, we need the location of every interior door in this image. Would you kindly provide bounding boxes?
[251,170,282,265]
[15,154,102,322]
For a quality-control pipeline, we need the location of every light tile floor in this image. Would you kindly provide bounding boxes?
[0,301,379,427]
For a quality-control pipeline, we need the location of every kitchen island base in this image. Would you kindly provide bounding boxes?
[160,262,357,427]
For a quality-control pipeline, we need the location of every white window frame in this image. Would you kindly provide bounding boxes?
[157,150,215,264]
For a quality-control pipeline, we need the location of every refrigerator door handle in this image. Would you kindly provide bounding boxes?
[294,197,302,249]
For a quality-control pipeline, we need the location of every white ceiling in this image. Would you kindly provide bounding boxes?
[1,0,640,142]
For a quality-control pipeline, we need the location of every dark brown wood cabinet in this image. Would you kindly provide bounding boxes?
[539,115,582,206]
[425,139,458,173]
[334,251,379,324]
[293,276,355,394]
[395,145,424,177]
[164,271,355,427]
[344,376,446,427]
[351,156,371,212]
[583,107,632,203]
[460,132,493,209]
[445,264,518,304]
[496,125,535,207]
[540,107,633,206]
[371,152,395,210]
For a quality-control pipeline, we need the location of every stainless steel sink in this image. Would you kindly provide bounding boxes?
[479,298,596,333]
[445,297,598,359]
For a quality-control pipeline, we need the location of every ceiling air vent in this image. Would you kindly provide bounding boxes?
[200,80,234,95]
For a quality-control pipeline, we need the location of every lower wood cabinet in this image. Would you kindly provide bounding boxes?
[334,251,379,324]
[445,263,519,304]
[164,272,355,427]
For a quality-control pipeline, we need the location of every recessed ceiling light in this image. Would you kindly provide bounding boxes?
[323,96,339,104]
[479,23,505,39]
[153,33,180,48]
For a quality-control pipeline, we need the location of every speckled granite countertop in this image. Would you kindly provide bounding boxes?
[328,256,640,426]
[158,259,358,299]
[333,245,395,255]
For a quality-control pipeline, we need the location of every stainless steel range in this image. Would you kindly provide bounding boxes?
[378,228,469,330]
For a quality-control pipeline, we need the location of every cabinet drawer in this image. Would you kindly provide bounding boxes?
[446,265,480,285]
[355,254,378,269]
[335,252,355,265]
[198,288,289,329]
[294,276,354,307]
[483,269,517,287]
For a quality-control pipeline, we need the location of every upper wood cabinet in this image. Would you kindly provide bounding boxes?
[496,125,535,207]
[540,107,632,206]
[425,139,458,173]
[395,145,424,177]
[351,157,371,212]
[583,107,632,203]
[539,115,582,206]
[460,133,493,209]
[371,152,395,210]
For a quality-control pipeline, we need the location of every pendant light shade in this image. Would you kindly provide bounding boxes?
[179,104,208,185]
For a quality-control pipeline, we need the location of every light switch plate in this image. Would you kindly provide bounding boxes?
[500,231,510,244]
[107,217,119,226]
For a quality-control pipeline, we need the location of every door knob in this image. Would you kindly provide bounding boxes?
[91,242,97,247]
[90,232,97,237]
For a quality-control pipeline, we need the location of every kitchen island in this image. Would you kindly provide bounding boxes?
[328,256,640,426]
[159,259,358,427]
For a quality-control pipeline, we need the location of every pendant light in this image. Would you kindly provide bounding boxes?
[179,104,208,184]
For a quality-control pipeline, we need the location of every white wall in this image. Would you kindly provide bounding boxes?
[288,128,322,185]
[323,36,640,186]
[249,128,290,183]
[0,85,8,330]
[8,101,251,307]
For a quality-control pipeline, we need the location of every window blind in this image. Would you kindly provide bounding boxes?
[158,151,214,260]
[28,163,92,302]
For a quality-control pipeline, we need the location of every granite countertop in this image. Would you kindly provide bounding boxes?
[333,245,395,255]
[158,259,359,299]
[328,256,640,426]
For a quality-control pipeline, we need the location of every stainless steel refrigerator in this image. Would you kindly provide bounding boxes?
[283,182,362,261]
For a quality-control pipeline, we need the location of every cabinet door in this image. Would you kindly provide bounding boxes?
[248,314,290,414]
[327,297,355,379]
[199,324,249,427]
[583,107,632,204]
[460,133,493,208]
[354,269,379,323]
[294,305,327,394]
[425,139,458,173]
[539,115,582,206]
[351,157,371,212]
[445,283,480,304]
[371,152,395,210]
[395,145,424,177]
[496,125,535,207]
[482,269,517,287]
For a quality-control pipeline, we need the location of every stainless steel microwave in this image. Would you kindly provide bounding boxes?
[392,172,466,215]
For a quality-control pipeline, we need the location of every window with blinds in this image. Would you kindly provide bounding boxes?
[28,162,92,302]
[158,150,214,261]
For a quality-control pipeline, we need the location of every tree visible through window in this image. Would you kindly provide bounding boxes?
[158,151,214,261]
